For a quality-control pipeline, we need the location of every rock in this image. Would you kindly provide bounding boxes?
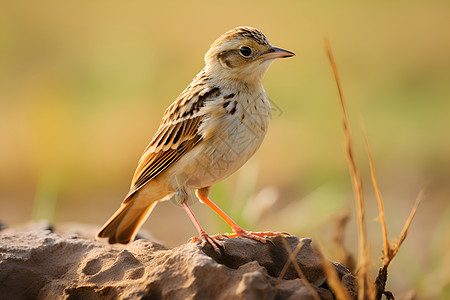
[0,223,357,299]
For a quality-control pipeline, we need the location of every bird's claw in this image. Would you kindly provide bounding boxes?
[188,233,224,254]
[188,230,290,252]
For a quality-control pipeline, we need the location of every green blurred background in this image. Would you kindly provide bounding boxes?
[1,0,449,298]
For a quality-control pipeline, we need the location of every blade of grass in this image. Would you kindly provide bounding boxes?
[361,120,392,265]
[316,242,352,300]
[375,188,424,299]
[324,38,374,300]
[333,209,356,273]
[385,188,424,268]
[271,239,317,300]
[280,238,321,300]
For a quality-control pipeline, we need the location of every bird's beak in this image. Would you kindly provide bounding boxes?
[258,46,295,61]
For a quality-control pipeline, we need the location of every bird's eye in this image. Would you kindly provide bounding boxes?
[239,46,252,57]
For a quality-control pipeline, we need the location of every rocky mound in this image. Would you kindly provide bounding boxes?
[0,223,357,299]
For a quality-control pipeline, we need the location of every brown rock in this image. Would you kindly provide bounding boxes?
[0,224,357,299]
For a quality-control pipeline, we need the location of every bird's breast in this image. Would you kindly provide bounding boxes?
[180,91,271,189]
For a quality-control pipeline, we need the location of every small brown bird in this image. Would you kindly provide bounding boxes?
[97,26,294,251]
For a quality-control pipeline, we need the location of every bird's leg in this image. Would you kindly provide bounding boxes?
[181,202,223,253]
[196,188,286,243]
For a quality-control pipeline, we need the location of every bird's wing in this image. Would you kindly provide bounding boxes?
[124,83,221,202]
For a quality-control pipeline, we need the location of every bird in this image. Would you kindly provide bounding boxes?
[97,26,294,252]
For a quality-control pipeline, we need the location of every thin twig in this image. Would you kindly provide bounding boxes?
[272,239,321,300]
[333,209,356,273]
[385,188,424,268]
[281,238,321,300]
[324,38,374,300]
[316,243,351,300]
[361,120,392,264]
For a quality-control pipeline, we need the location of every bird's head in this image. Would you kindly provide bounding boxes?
[204,26,294,86]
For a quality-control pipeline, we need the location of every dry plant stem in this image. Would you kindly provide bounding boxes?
[316,243,351,300]
[271,239,321,300]
[361,121,392,264]
[324,38,374,300]
[364,119,423,297]
[375,267,389,300]
[281,238,321,300]
[374,190,423,300]
[385,189,424,269]
[334,209,356,273]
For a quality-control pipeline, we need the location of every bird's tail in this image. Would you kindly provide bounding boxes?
[97,199,157,244]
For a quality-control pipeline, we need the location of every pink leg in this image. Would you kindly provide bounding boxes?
[181,202,223,253]
[196,190,286,243]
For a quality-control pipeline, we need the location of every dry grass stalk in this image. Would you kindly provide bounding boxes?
[324,38,374,300]
[333,209,356,273]
[316,243,352,300]
[324,38,423,300]
[385,189,424,269]
[374,190,422,300]
[282,238,321,300]
[361,119,424,298]
[361,122,392,265]
[271,239,321,300]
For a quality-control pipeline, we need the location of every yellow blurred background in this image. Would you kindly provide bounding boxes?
[1,0,449,298]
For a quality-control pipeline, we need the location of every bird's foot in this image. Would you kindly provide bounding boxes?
[224,228,290,243]
[188,231,224,254]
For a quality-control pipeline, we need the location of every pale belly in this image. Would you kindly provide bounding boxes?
[171,115,268,190]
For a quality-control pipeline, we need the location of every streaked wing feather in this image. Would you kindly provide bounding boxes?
[125,116,202,202]
[124,82,220,201]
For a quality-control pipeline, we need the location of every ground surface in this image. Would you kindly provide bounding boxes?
[0,222,357,299]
